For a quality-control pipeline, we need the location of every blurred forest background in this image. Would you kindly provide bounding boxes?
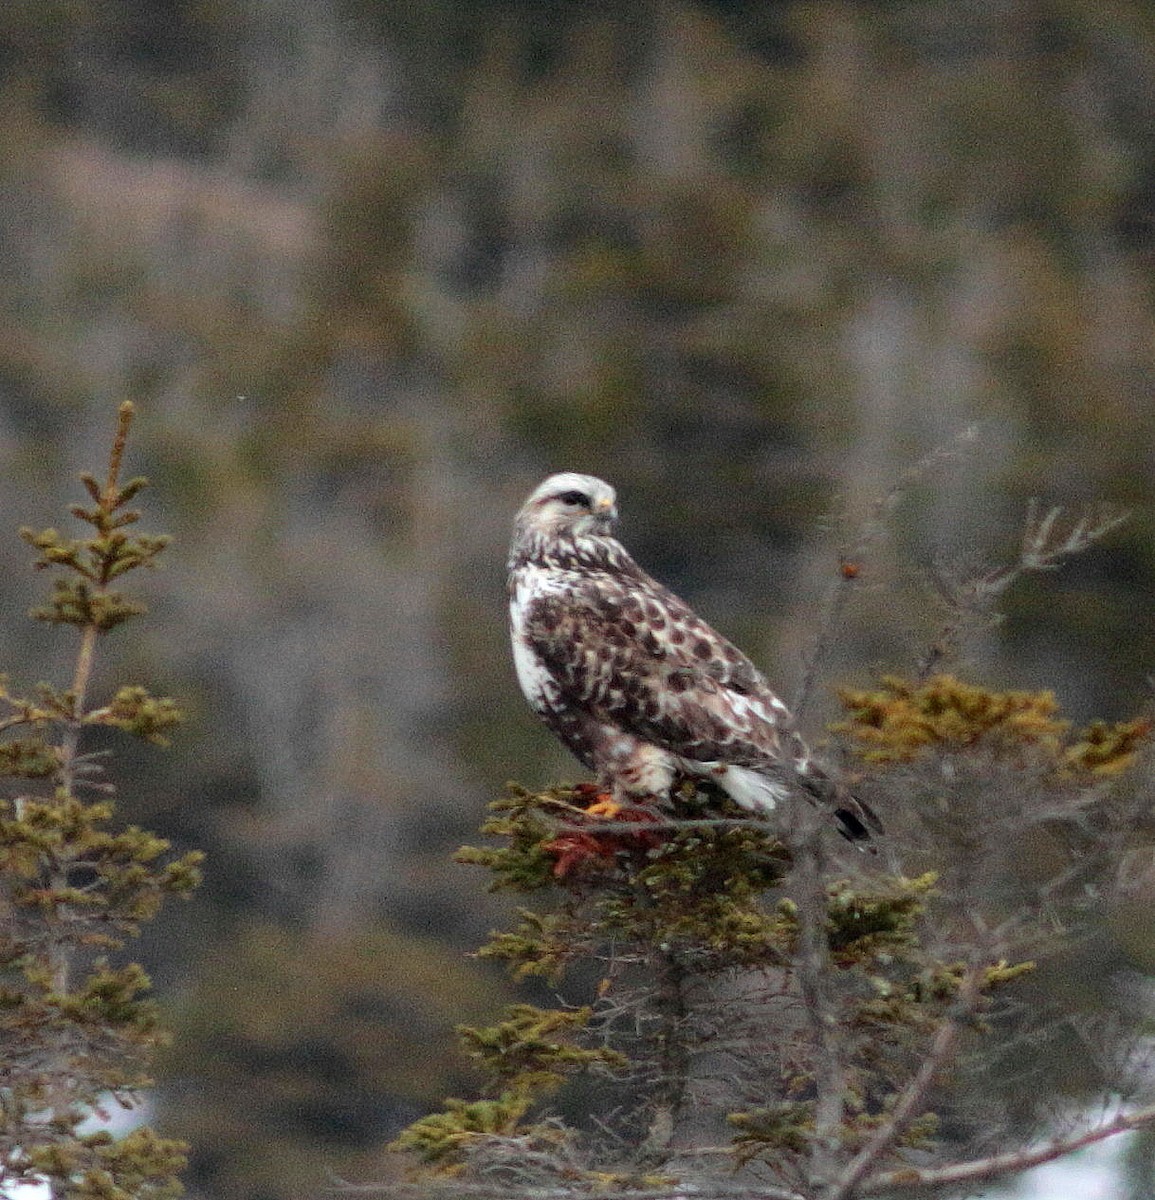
[2,1,1155,1197]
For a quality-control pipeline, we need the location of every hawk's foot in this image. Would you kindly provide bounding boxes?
[544,788,665,878]
[572,782,623,819]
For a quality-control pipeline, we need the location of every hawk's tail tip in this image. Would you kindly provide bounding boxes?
[833,798,884,844]
[797,760,883,844]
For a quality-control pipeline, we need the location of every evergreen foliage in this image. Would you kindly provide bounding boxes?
[390,775,1046,1195]
[0,403,201,1199]
[835,673,1149,772]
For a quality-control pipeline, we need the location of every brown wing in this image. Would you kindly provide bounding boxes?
[523,563,883,841]
[522,565,801,771]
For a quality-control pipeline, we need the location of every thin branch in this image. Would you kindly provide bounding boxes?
[862,1099,1155,1194]
[563,815,793,835]
[1019,498,1130,571]
[333,1182,807,1200]
[916,499,1129,680]
[794,425,979,719]
[791,802,846,1188]
[637,949,692,1166]
[824,968,982,1200]
[353,1100,1155,1199]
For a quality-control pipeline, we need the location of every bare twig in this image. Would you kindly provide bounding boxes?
[863,1099,1155,1193]
[916,499,1129,680]
[824,968,983,1200]
[1019,498,1130,571]
[794,425,979,719]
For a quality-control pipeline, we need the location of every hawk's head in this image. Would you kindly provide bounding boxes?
[511,473,619,560]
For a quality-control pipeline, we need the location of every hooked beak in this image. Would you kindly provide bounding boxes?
[590,495,618,532]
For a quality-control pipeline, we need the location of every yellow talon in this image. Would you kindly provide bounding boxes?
[585,797,623,819]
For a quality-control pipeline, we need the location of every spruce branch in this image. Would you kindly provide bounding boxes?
[0,403,199,1199]
[360,1098,1155,1200]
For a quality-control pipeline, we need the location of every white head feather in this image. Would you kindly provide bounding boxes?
[510,474,621,568]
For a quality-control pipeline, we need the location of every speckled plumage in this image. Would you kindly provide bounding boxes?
[507,473,881,842]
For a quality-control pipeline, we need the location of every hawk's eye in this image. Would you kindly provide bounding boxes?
[557,490,590,507]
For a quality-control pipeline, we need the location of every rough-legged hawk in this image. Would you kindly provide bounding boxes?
[507,472,881,842]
